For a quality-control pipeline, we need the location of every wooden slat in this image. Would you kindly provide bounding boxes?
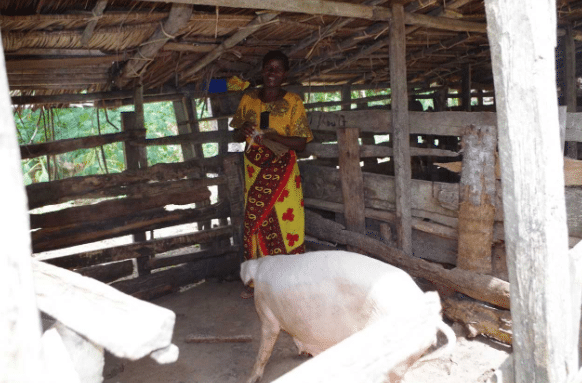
[307,110,497,136]
[42,225,234,269]
[486,0,576,382]
[390,4,412,255]
[31,201,230,253]
[337,128,366,235]
[20,131,134,160]
[26,155,224,209]
[75,259,134,284]
[5,55,120,70]
[29,188,211,229]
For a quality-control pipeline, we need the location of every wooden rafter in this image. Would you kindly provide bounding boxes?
[179,12,279,81]
[80,0,108,46]
[140,0,486,32]
[114,3,193,88]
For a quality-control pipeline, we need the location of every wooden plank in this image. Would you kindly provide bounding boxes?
[0,32,44,382]
[273,293,443,383]
[337,128,366,235]
[485,1,576,382]
[141,130,233,147]
[75,259,134,284]
[147,246,238,270]
[307,110,497,136]
[29,188,211,230]
[31,259,177,361]
[20,131,135,160]
[302,142,458,159]
[42,226,234,269]
[390,3,412,255]
[115,4,193,87]
[180,13,278,79]
[26,155,224,209]
[31,201,230,253]
[111,252,239,298]
[305,210,510,309]
[566,113,582,142]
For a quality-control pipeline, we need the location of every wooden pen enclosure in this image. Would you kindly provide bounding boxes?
[25,93,246,301]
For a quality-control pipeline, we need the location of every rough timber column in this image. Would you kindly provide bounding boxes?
[389,3,412,255]
[485,1,576,382]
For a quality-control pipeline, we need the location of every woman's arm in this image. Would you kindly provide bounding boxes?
[263,131,307,152]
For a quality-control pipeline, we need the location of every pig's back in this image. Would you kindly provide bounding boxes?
[253,251,424,353]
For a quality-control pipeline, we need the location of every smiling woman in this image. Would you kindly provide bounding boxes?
[230,51,313,297]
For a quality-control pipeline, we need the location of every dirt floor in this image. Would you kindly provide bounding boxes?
[102,278,511,383]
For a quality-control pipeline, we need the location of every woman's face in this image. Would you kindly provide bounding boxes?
[262,58,287,89]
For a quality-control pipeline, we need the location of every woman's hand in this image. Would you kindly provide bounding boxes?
[233,121,257,143]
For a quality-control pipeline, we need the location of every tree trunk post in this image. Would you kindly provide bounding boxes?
[485,1,577,382]
[456,125,496,273]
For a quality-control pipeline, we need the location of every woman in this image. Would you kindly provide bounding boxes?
[231,50,313,288]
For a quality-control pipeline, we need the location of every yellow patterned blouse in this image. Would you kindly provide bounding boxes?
[230,89,313,143]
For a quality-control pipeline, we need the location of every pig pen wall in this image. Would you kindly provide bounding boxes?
[24,93,245,301]
[299,108,582,283]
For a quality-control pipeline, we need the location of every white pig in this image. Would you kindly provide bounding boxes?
[240,250,455,383]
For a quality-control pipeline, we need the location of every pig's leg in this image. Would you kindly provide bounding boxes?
[247,305,281,383]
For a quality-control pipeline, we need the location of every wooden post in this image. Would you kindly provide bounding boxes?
[565,25,578,159]
[0,32,44,382]
[121,111,148,275]
[389,3,413,255]
[337,127,366,236]
[457,125,496,273]
[222,154,245,262]
[462,64,472,112]
[485,1,577,382]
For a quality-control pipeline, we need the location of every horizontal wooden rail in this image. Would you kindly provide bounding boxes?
[42,225,234,269]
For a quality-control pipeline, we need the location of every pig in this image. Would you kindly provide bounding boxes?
[240,250,455,383]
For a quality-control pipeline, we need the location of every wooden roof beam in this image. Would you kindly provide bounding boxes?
[179,12,279,81]
[141,0,486,32]
[114,3,193,88]
[80,0,108,46]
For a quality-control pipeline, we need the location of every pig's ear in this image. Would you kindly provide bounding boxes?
[240,260,258,285]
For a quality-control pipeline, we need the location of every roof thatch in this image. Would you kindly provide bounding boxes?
[1,0,580,102]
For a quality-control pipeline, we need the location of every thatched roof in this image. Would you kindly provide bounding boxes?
[1,0,580,101]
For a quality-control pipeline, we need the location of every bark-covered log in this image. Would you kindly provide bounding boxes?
[20,131,136,160]
[43,225,234,270]
[442,294,512,345]
[26,155,225,209]
[32,201,230,253]
[306,210,510,309]
[30,188,211,229]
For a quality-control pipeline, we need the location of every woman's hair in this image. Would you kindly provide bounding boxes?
[262,50,290,72]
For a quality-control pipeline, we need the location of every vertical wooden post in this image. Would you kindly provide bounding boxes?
[223,154,245,261]
[390,3,412,255]
[172,96,197,160]
[341,84,351,112]
[462,64,472,112]
[485,1,576,382]
[565,25,578,159]
[133,84,147,170]
[122,111,149,275]
[0,34,44,381]
[337,127,366,237]
[457,125,496,274]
